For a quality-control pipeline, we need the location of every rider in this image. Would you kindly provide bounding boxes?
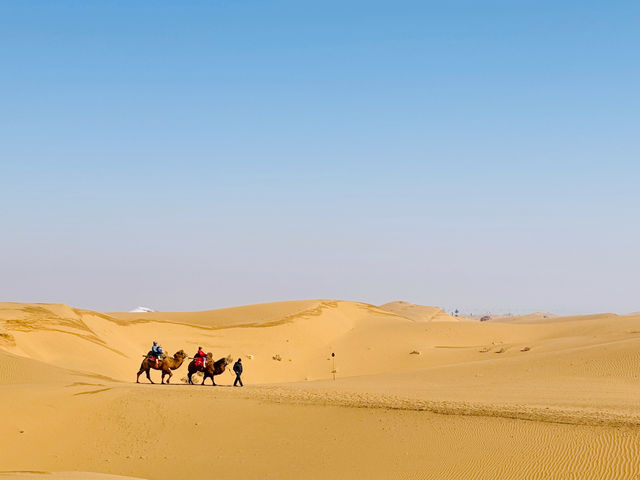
[151,341,164,362]
[195,346,206,368]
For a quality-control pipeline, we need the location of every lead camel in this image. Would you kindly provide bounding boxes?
[136,349,188,384]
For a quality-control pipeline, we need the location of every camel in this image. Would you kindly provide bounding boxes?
[187,353,232,386]
[136,349,188,384]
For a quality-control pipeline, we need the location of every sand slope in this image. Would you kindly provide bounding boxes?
[2,300,640,478]
[0,474,145,480]
[378,301,459,322]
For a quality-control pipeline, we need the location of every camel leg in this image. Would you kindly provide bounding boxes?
[136,361,146,383]
[161,371,165,384]
[187,372,192,384]
[165,370,172,384]
[211,376,216,386]
[146,368,154,384]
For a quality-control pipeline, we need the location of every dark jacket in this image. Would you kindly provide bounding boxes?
[233,361,243,375]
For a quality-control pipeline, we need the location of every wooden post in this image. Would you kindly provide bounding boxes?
[331,352,335,380]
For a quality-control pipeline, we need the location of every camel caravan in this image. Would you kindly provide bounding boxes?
[136,342,234,385]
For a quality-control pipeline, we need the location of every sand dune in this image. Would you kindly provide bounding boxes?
[378,301,459,322]
[109,299,323,328]
[2,300,640,478]
[479,312,558,323]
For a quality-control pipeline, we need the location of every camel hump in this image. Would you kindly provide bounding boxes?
[206,352,213,360]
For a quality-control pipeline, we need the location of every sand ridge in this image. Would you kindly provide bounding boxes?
[378,301,459,322]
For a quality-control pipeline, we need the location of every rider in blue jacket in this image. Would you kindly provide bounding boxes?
[151,341,164,360]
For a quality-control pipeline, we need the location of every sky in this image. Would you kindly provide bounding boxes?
[1,0,639,314]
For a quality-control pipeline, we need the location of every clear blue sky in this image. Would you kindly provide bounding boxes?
[1,1,639,314]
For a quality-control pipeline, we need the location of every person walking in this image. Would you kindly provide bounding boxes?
[233,358,243,387]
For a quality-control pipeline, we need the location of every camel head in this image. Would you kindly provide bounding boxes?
[174,350,187,359]
[224,354,233,365]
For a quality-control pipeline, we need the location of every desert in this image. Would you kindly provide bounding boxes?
[3,1,638,478]
[2,300,640,479]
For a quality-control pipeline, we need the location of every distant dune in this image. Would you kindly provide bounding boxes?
[2,299,640,479]
[378,301,459,322]
[110,299,324,329]
[473,312,558,323]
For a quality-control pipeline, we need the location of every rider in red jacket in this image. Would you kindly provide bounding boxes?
[195,347,206,367]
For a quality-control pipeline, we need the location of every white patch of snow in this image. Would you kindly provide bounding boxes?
[129,306,156,313]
